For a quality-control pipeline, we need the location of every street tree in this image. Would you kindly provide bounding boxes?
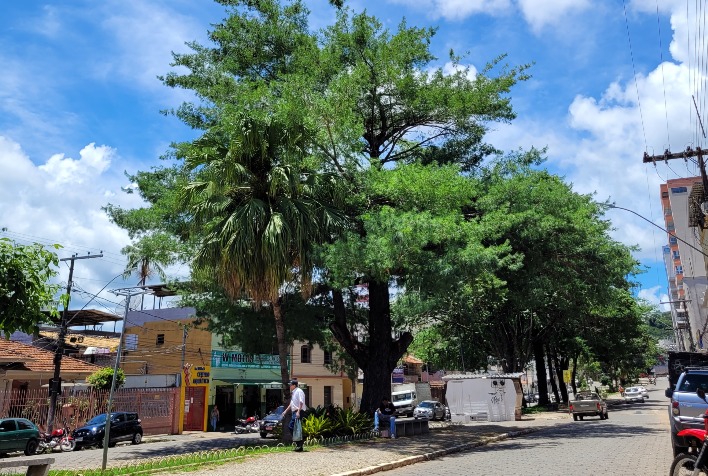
[0,238,61,335]
[105,0,529,413]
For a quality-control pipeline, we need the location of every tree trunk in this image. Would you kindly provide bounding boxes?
[552,350,568,404]
[272,299,293,444]
[546,348,560,404]
[329,279,413,415]
[533,339,549,405]
[571,354,578,395]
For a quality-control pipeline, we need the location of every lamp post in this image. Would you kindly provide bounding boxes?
[603,203,708,259]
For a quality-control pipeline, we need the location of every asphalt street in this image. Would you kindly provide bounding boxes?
[384,390,673,476]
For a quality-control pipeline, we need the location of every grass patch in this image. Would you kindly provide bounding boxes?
[47,443,307,476]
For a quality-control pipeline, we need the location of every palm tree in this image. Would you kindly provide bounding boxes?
[121,232,179,308]
[181,112,347,400]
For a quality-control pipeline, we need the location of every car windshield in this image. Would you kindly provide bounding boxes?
[678,374,708,392]
[267,406,285,417]
[393,393,412,402]
[418,401,434,408]
[87,414,109,425]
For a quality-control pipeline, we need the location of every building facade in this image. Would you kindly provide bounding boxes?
[661,178,708,351]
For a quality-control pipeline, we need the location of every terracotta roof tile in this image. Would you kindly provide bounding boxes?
[0,339,100,374]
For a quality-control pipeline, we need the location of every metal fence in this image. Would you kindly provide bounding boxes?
[0,387,181,435]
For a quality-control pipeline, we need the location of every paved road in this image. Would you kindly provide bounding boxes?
[384,392,673,476]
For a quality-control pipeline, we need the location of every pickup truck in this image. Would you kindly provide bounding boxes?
[569,392,608,421]
[665,357,708,456]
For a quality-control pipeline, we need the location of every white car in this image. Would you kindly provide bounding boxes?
[624,387,645,402]
[636,386,649,399]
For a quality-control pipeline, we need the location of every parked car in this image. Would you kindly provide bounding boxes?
[412,400,446,420]
[72,412,143,449]
[624,387,645,403]
[0,418,40,455]
[259,405,285,438]
[666,365,708,456]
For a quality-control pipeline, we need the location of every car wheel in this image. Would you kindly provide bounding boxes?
[604,411,609,419]
[260,432,268,438]
[131,432,142,445]
[573,414,578,421]
[108,441,116,448]
[25,439,39,456]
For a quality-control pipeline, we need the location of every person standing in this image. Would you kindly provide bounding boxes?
[374,397,397,438]
[210,405,220,432]
[287,379,307,451]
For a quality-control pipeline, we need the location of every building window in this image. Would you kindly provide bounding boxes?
[324,350,333,366]
[665,208,672,216]
[673,250,681,260]
[324,386,333,406]
[670,236,678,245]
[676,265,684,275]
[156,334,165,346]
[662,191,669,198]
[301,345,311,363]
[671,186,688,194]
[125,334,138,351]
[667,223,675,232]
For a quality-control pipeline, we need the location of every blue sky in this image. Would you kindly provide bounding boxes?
[0,0,697,313]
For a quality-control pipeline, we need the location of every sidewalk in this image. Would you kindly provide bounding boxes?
[186,412,572,476]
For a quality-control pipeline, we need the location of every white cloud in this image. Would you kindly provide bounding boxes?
[0,137,144,304]
[516,0,591,33]
[388,0,512,21]
[442,61,478,80]
[637,285,670,311]
[39,143,113,187]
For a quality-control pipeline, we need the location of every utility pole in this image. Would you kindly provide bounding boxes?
[47,252,102,431]
[101,287,144,471]
[179,324,189,387]
[643,147,708,193]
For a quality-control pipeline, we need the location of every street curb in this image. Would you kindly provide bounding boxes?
[330,428,539,476]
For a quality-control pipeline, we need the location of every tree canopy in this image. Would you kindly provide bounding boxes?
[0,238,61,335]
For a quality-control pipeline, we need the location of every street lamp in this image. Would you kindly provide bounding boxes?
[603,203,708,260]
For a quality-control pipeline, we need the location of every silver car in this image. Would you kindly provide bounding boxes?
[624,387,645,402]
[413,400,447,420]
[636,386,649,399]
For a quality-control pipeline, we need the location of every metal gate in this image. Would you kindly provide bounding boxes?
[183,386,206,431]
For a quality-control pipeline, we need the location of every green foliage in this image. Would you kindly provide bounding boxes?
[300,406,372,439]
[0,238,61,335]
[87,367,125,390]
[302,413,338,438]
[333,407,372,435]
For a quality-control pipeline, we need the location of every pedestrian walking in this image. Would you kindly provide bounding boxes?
[211,405,220,431]
[287,379,307,452]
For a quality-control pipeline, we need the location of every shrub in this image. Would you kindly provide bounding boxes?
[334,407,372,436]
[87,367,125,390]
[302,413,339,438]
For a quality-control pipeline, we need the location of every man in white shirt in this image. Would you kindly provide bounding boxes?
[288,379,307,451]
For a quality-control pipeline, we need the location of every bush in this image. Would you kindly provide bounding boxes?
[334,407,372,436]
[302,413,339,438]
[87,367,125,390]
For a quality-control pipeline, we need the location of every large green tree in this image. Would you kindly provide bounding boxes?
[0,238,61,334]
[106,0,528,413]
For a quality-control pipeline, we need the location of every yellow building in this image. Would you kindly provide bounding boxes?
[290,341,354,409]
[122,307,212,431]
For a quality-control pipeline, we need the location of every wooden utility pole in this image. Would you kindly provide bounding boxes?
[47,252,102,431]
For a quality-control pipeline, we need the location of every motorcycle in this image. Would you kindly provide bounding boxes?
[234,416,259,434]
[670,388,708,475]
[37,425,75,453]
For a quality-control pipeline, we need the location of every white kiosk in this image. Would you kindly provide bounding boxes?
[443,373,523,422]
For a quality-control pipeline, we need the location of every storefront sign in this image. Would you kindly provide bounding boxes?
[211,351,285,369]
[183,364,211,386]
